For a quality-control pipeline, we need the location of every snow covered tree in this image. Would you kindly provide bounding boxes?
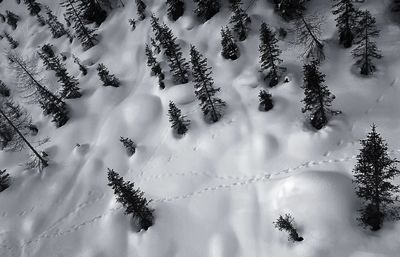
[44,6,73,41]
[259,22,286,87]
[3,32,18,49]
[6,11,20,30]
[120,137,136,156]
[107,168,154,230]
[229,0,251,41]
[167,0,185,21]
[193,0,220,21]
[135,0,147,21]
[151,37,160,54]
[273,0,307,20]
[38,44,81,99]
[353,124,400,231]
[168,101,190,135]
[221,27,239,60]
[273,214,304,242]
[61,0,98,49]
[73,55,88,76]
[259,89,273,111]
[301,62,335,130]
[36,13,46,26]
[23,0,41,16]
[0,169,10,192]
[97,63,120,87]
[8,52,69,128]
[145,44,165,89]
[77,0,107,25]
[352,11,381,76]
[293,14,324,63]
[0,81,10,97]
[128,18,136,31]
[190,45,226,123]
[332,0,359,48]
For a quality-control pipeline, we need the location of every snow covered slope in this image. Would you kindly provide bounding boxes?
[1,0,400,256]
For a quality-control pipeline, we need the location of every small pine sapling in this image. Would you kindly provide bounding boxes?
[258,90,273,111]
[97,63,120,87]
[274,214,304,242]
[168,101,190,135]
[73,55,88,76]
[129,18,136,31]
[0,169,10,192]
[220,27,239,60]
[120,137,136,156]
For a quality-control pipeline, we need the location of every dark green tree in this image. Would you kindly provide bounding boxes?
[190,45,226,123]
[332,0,358,48]
[193,0,220,21]
[73,54,88,76]
[6,11,20,30]
[353,124,400,231]
[135,0,147,21]
[97,63,120,87]
[273,214,304,242]
[167,0,185,21]
[352,11,381,75]
[77,0,107,25]
[0,80,10,97]
[23,0,41,16]
[301,62,335,130]
[168,101,190,135]
[220,26,239,60]
[0,169,10,192]
[145,44,165,89]
[120,137,136,156]
[44,6,72,41]
[3,32,19,49]
[107,168,154,230]
[258,89,273,111]
[229,0,251,41]
[273,0,307,20]
[259,23,286,87]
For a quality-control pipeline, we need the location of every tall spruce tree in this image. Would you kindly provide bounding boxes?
[190,45,226,122]
[38,44,81,99]
[352,11,381,75]
[6,11,20,30]
[273,214,304,242]
[168,101,190,135]
[229,0,251,41]
[97,63,120,87]
[301,62,335,130]
[220,26,240,60]
[193,0,220,21]
[273,0,307,20]
[353,125,400,231]
[107,168,154,230]
[44,6,72,41]
[259,22,286,87]
[0,169,10,192]
[135,0,147,21]
[23,0,41,16]
[3,32,19,49]
[332,0,358,48]
[61,0,98,49]
[167,0,185,21]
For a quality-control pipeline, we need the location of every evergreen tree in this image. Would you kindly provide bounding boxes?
[3,32,19,49]
[193,0,220,21]
[8,52,69,128]
[44,6,73,41]
[0,169,10,192]
[77,0,107,25]
[135,0,147,21]
[129,18,136,31]
[73,54,88,76]
[120,137,136,156]
[273,0,307,20]
[168,101,190,135]
[61,0,98,49]
[353,124,400,231]
[259,22,286,87]
[145,44,165,89]
[393,0,400,12]
[150,37,161,54]
[190,45,226,122]
[23,0,41,16]
[97,63,120,87]
[332,0,358,48]
[301,62,335,130]
[0,80,10,97]
[220,26,240,60]
[229,0,251,41]
[36,13,46,26]
[352,11,381,75]
[6,11,20,30]
[258,89,273,111]
[167,0,185,21]
[107,168,154,230]
[38,44,81,99]
[273,214,304,242]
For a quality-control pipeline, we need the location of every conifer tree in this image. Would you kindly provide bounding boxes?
[258,89,273,111]
[220,26,240,60]
[36,13,47,26]
[301,62,335,130]
[61,0,98,49]
[73,55,88,76]
[193,0,220,21]
[151,37,161,54]
[167,0,185,21]
[6,11,20,30]
[273,214,304,242]
[120,137,136,156]
[107,168,154,230]
[44,6,73,41]
[77,0,107,25]
[352,11,381,76]
[145,44,165,89]
[273,0,307,20]
[190,45,226,122]
[135,0,147,21]
[129,18,136,31]
[332,0,358,48]
[8,52,69,128]
[3,32,19,49]
[393,0,400,12]
[23,0,41,16]
[353,124,400,231]
[97,63,120,87]
[0,80,10,97]
[0,169,10,192]
[168,101,190,135]
[229,0,251,41]
[38,44,81,99]
[259,22,286,87]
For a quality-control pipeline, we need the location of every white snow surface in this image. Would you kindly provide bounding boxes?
[1,0,400,256]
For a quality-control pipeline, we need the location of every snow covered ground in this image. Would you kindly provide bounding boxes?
[1,0,400,256]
